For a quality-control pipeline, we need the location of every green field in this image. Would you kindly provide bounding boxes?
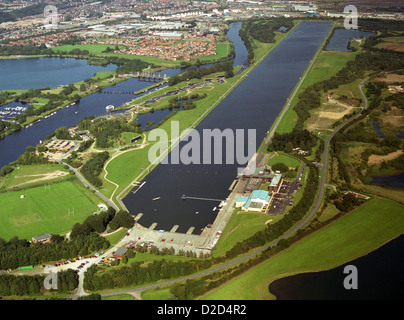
[0,163,70,189]
[52,44,124,55]
[201,198,404,300]
[267,153,301,169]
[275,48,358,134]
[213,210,283,258]
[0,179,102,240]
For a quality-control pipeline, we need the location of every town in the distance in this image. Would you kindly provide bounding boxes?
[0,0,403,303]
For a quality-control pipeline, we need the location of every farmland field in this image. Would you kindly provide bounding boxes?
[0,178,102,240]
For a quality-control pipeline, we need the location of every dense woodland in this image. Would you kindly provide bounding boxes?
[77,117,143,149]
[240,17,294,63]
[80,151,109,188]
[267,129,318,153]
[0,269,78,297]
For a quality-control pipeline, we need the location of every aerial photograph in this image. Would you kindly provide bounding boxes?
[0,0,403,307]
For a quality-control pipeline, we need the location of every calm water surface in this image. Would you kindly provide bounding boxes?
[269,235,404,300]
[326,28,373,51]
[0,22,247,169]
[122,22,333,234]
[0,57,116,90]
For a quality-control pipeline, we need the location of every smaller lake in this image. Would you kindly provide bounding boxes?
[326,28,374,51]
[269,235,404,300]
[371,172,404,188]
[0,57,116,91]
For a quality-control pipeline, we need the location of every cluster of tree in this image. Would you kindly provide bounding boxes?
[14,149,48,166]
[267,129,317,153]
[80,151,109,188]
[238,19,255,63]
[0,119,21,139]
[329,192,364,212]
[329,134,352,187]
[385,92,404,110]
[270,162,290,173]
[248,18,294,44]
[0,91,15,106]
[54,48,90,56]
[57,36,86,46]
[168,61,234,86]
[359,18,404,35]
[0,257,103,296]
[78,117,143,149]
[347,39,358,52]
[240,17,293,63]
[0,230,110,271]
[365,81,388,97]
[54,126,72,140]
[385,153,404,171]
[83,258,213,291]
[70,207,116,239]
[113,58,149,74]
[102,46,119,53]
[167,93,207,111]
[0,164,13,177]
[0,273,45,296]
[0,44,54,56]
[108,210,134,231]
[77,139,94,153]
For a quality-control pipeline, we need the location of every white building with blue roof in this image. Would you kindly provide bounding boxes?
[236,190,272,212]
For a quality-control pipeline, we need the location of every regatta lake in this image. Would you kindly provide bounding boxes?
[0,22,403,300]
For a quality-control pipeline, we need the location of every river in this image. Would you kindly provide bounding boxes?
[122,21,333,234]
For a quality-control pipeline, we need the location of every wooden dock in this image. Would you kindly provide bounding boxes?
[181,195,223,202]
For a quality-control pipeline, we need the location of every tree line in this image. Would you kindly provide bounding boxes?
[168,61,234,86]
[83,258,213,292]
[0,269,78,297]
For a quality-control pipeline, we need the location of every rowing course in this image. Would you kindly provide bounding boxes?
[122,22,333,235]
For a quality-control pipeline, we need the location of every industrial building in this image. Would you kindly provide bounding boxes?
[113,247,128,259]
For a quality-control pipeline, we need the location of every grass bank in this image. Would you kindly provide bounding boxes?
[200,198,404,299]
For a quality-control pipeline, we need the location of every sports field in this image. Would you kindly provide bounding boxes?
[0,179,101,241]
